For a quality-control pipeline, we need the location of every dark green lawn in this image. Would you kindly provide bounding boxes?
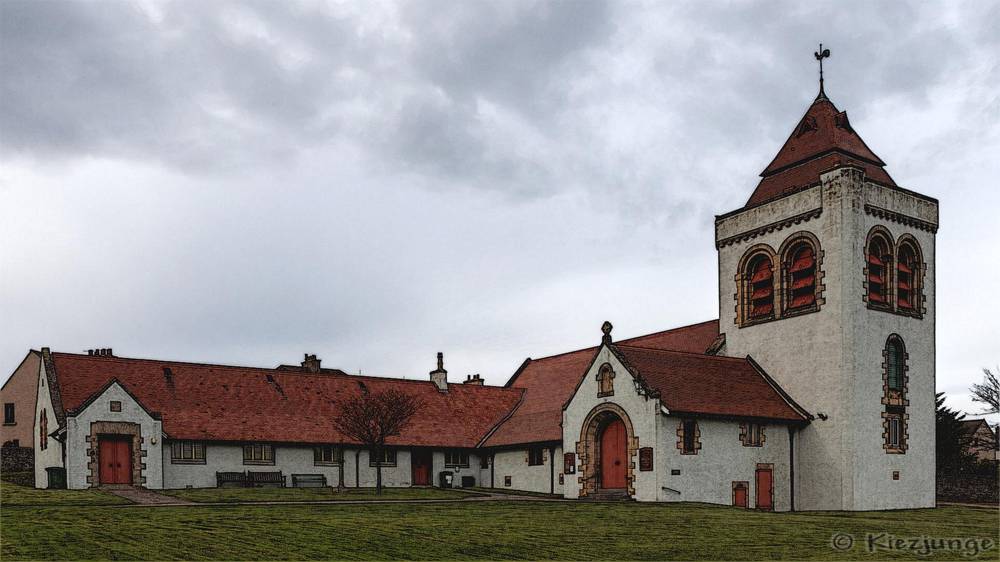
[160,486,480,503]
[1,498,996,560]
[0,480,129,506]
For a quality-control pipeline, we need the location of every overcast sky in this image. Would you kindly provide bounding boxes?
[1,0,997,421]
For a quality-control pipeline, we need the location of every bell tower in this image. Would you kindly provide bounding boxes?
[713,51,938,510]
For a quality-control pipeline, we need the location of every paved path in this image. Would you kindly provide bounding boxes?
[106,488,565,508]
[107,487,196,505]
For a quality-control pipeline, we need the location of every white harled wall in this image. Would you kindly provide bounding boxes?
[64,382,164,490]
[716,167,937,510]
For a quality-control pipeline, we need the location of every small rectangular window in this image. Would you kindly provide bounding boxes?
[682,420,697,454]
[314,446,342,465]
[171,441,206,464]
[369,448,396,467]
[3,403,14,425]
[479,454,490,469]
[109,401,122,412]
[243,443,274,465]
[445,450,469,468]
[528,447,544,466]
[742,423,764,447]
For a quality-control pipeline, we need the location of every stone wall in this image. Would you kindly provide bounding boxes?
[1,446,34,473]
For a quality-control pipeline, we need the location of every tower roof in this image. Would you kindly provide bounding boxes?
[745,96,896,208]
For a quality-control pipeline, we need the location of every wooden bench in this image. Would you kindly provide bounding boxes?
[248,471,285,487]
[291,474,327,488]
[216,471,248,488]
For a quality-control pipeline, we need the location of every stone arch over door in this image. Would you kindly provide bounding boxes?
[576,402,638,498]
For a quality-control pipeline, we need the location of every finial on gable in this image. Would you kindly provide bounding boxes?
[601,321,613,345]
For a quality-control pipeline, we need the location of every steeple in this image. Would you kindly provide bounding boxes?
[743,50,896,208]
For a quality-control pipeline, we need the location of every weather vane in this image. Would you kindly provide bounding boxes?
[814,43,831,98]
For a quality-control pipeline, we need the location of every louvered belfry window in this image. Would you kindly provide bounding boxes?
[748,255,774,320]
[786,243,817,310]
[867,237,890,305]
[897,244,917,311]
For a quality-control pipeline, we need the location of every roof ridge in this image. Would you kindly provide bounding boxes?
[614,343,744,362]
[524,319,719,363]
[51,351,515,391]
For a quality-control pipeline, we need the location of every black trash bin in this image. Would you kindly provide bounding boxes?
[438,471,453,488]
[46,467,67,489]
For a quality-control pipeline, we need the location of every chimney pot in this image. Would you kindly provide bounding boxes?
[88,349,94,356]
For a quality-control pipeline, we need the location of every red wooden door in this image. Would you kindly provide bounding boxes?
[99,436,132,485]
[755,467,773,511]
[600,418,627,489]
[411,450,431,485]
[733,482,748,508]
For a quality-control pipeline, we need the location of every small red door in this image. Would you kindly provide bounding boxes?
[411,450,432,486]
[755,467,773,511]
[99,436,132,485]
[600,418,627,489]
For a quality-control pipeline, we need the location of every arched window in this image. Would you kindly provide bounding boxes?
[596,363,615,397]
[785,241,817,311]
[883,335,907,453]
[747,254,774,320]
[885,337,904,392]
[39,409,48,451]
[897,241,920,312]
[866,234,892,306]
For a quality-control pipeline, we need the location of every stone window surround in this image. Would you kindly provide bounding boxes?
[881,334,910,454]
[734,232,825,329]
[677,419,701,455]
[86,421,146,487]
[576,403,638,498]
[739,423,766,447]
[862,226,926,319]
[596,363,615,398]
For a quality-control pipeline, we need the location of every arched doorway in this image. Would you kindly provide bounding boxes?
[576,403,637,498]
[599,417,627,489]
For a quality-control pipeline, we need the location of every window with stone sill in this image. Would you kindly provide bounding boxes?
[866,234,892,309]
[3,403,14,425]
[243,443,274,465]
[445,449,469,468]
[596,363,615,397]
[313,445,343,466]
[171,441,206,464]
[677,419,700,455]
[740,423,765,447]
[369,448,396,467]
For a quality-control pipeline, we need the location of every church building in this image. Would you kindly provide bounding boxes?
[1,72,938,511]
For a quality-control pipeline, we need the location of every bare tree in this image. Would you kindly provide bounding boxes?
[970,367,999,415]
[332,384,422,495]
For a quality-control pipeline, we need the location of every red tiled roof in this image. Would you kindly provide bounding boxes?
[613,345,808,422]
[484,320,721,447]
[51,353,523,448]
[746,96,895,208]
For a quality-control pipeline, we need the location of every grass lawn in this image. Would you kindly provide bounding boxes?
[469,486,560,498]
[159,486,481,503]
[1,500,996,560]
[0,480,130,507]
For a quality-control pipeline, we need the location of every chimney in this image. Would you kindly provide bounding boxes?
[464,374,484,386]
[301,354,322,373]
[88,348,114,357]
[429,352,448,391]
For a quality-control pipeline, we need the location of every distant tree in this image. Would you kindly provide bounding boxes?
[332,385,421,495]
[935,392,974,479]
[969,367,999,415]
